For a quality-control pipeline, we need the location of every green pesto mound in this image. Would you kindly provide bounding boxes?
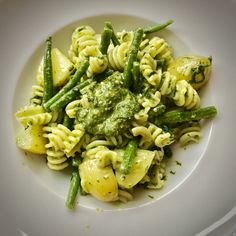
[76,72,140,136]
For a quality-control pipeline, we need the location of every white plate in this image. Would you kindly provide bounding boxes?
[1,0,236,235]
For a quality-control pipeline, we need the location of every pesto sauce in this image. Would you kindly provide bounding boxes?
[76,72,140,136]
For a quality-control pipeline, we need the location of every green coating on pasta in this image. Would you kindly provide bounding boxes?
[105,21,120,46]
[123,28,144,88]
[43,60,89,110]
[42,37,54,106]
[155,106,217,125]
[120,138,139,175]
[143,19,174,34]
[100,27,112,54]
[50,79,93,111]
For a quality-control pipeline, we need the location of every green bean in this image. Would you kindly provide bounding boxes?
[42,37,54,105]
[148,104,167,121]
[123,28,144,88]
[93,69,114,82]
[131,61,141,93]
[43,60,89,110]
[154,106,217,126]
[50,79,93,111]
[100,27,112,54]
[62,113,73,130]
[143,19,174,34]
[65,169,80,209]
[120,138,139,175]
[105,21,120,46]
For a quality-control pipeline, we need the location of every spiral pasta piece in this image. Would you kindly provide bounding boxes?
[117,30,134,43]
[173,80,200,109]
[140,52,163,86]
[64,124,85,157]
[30,85,44,105]
[66,100,81,118]
[46,148,69,171]
[140,56,200,109]
[70,26,98,55]
[106,135,128,148]
[147,123,173,148]
[143,36,173,64]
[108,42,129,71]
[15,105,52,126]
[43,124,71,151]
[178,124,202,146]
[87,55,108,77]
[69,25,108,76]
[131,126,152,149]
[147,162,166,189]
[118,189,133,203]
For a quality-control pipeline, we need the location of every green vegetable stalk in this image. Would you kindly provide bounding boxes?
[43,60,89,110]
[42,37,54,105]
[143,19,174,34]
[120,138,139,175]
[123,28,144,88]
[100,27,112,54]
[154,106,217,126]
[105,21,120,46]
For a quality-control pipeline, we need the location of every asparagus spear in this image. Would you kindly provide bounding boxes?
[105,21,120,46]
[100,27,112,54]
[42,37,54,105]
[123,28,144,88]
[43,60,89,110]
[143,19,174,34]
[154,106,217,126]
[120,138,139,175]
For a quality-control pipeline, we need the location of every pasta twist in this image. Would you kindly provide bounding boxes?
[64,124,85,157]
[147,162,166,189]
[173,80,200,109]
[118,189,134,203]
[142,36,173,64]
[117,30,134,43]
[30,85,44,105]
[15,105,52,126]
[69,25,108,76]
[70,26,98,56]
[138,90,161,109]
[131,126,152,149]
[46,148,69,171]
[178,123,202,146]
[106,135,128,148]
[140,52,163,86]
[43,124,71,151]
[147,123,173,148]
[108,42,130,71]
[140,55,200,109]
[66,100,81,118]
[87,55,108,77]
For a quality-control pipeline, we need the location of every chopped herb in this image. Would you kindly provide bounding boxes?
[170,170,176,175]
[176,160,182,166]
[148,194,154,199]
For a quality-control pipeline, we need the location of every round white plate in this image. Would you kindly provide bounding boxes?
[1,0,236,235]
